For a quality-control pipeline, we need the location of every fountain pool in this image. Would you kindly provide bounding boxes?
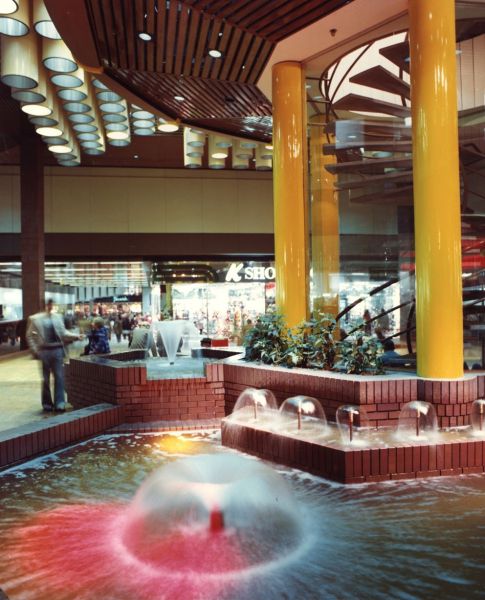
[1,431,485,600]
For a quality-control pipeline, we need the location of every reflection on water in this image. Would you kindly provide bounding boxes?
[1,432,485,600]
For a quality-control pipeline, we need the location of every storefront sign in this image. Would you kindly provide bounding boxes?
[225,263,275,283]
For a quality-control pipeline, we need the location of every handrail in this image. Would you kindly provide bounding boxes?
[341,300,414,339]
[336,273,413,321]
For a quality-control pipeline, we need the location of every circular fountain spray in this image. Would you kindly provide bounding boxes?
[397,401,438,442]
[118,454,308,583]
[336,405,370,446]
[230,388,279,425]
[278,396,328,438]
[470,399,485,435]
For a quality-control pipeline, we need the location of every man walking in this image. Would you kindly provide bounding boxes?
[26,299,83,412]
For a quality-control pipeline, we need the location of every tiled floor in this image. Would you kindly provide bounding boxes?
[0,339,131,433]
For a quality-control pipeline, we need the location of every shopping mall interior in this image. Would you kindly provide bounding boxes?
[1,1,485,599]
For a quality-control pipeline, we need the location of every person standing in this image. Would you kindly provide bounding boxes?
[26,299,83,412]
[85,317,111,355]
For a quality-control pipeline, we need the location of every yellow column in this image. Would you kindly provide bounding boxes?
[272,61,309,327]
[409,0,463,378]
[310,116,339,318]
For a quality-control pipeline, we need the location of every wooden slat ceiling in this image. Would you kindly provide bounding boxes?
[83,0,354,141]
[110,69,272,120]
[183,0,352,43]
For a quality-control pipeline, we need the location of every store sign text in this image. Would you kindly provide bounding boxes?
[225,263,275,283]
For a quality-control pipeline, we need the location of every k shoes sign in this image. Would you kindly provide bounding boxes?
[224,263,276,283]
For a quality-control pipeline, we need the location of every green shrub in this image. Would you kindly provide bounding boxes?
[282,313,337,369]
[243,312,289,365]
[338,331,384,375]
[243,312,384,375]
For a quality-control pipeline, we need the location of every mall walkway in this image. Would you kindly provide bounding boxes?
[0,339,130,433]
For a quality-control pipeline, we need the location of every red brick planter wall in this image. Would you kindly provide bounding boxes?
[221,421,485,484]
[223,361,485,428]
[66,357,225,423]
[0,404,123,469]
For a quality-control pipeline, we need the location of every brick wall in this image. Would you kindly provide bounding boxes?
[222,421,485,484]
[66,357,226,423]
[0,404,123,469]
[223,362,485,428]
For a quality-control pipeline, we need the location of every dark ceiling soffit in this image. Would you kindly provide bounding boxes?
[44,0,101,70]
[102,70,272,143]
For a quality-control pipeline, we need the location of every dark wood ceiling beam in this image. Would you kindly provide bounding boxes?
[239,1,299,35]
[173,5,190,75]
[210,22,232,79]
[126,0,140,71]
[259,0,348,41]
[182,9,200,75]
[238,36,261,84]
[146,0,156,71]
[191,15,212,76]
[155,0,168,72]
[108,0,125,69]
[250,39,274,84]
[228,31,254,81]
[202,19,223,78]
[165,1,179,73]
[218,28,243,80]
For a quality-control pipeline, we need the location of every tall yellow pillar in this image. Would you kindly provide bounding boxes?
[272,61,309,327]
[310,116,339,318]
[409,0,463,378]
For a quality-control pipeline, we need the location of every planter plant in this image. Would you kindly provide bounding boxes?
[243,312,383,375]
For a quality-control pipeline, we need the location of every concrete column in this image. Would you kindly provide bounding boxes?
[20,127,45,320]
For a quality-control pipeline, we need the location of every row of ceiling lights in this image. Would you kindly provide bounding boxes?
[0,0,271,170]
[184,130,273,170]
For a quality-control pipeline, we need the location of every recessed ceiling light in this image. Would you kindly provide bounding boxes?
[134,154,139,159]
[157,120,179,133]
[138,32,152,41]
[208,49,222,58]
[174,95,185,101]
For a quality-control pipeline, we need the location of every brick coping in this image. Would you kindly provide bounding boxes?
[222,355,479,383]
[0,404,124,470]
[110,418,222,433]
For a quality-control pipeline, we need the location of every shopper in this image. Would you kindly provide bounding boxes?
[26,299,83,412]
[86,317,111,355]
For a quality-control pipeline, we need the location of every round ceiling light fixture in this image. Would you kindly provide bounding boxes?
[107,130,129,140]
[0,1,18,15]
[174,95,184,101]
[157,119,179,133]
[138,31,152,41]
[208,49,222,58]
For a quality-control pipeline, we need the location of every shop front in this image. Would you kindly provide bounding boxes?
[153,261,275,343]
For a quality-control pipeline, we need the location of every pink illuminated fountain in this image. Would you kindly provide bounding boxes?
[7,453,307,600]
